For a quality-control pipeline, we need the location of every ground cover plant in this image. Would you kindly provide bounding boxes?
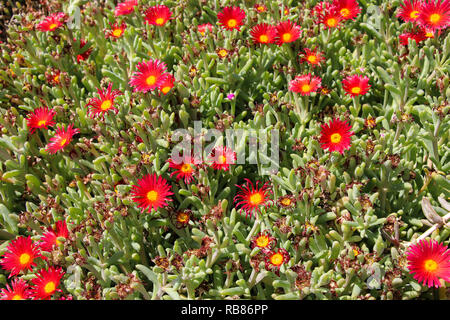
[0,0,449,300]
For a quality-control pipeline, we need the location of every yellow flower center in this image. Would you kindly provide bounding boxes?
[218,49,228,57]
[180,163,192,173]
[54,75,60,83]
[249,192,263,206]
[112,28,123,37]
[256,236,269,247]
[281,197,292,206]
[425,32,434,38]
[424,259,438,272]
[155,17,165,25]
[257,6,265,12]
[327,18,337,27]
[100,99,112,111]
[430,13,441,24]
[37,120,47,126]
[227,19,237,28]
[351,86,361,94]
[60,138,67,146]
[340,8,350,17]
[218,155,227,164]
[56,238,61,245]
[282,33,292,42]
[161,86,171,94]
[147,190,158,202]
[270,253,284,266]
[301,84,311,92]
[146,75,157,85]
[12,294,22,300]
[177,212,189,223]
[19,253,30,265]
[410,10,419,19]
[353,249,360,256]
[48,23,58,30]
[259,34,269,43]
[330,133,342,144]
[44,281,56,294]
[307,55,318,63]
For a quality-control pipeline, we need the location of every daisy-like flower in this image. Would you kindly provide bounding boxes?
[418,0,450,31]
[289,74,322,96]
[234,179,272,218]
[406,239,450,288]
[168,156,198,184]
[300,48,325,67]
[144,5,173,26]
[30,267,64,300]
[278,195,296,209]
[129,59,168,93]
[130,173,173,213]
[35,12,66,32]
[0,236,43,277]
[265,248,290,275]
[105,22,127,39]
[198,23,213,35]
[216,47,230,59]
[45,124,80,154]
[209,146,236,171]
[26,107,56,134]
[75,39,92,63]
[333,0,362,20]
[86,83,123,119]
[342,74,371,97]
[254,4,268,13]
[45,69,63,86]
[319,118,354,154]
[217,6,246,31]
[250,231,276,252]
[115,0,138,16]
[171,210,192,229]
[158,74,175,95]
[250,23,277,45]
[274,20,301,45]
[397,0,423,23]
[319,7,343,28]
[0,278,30,300]
[40,220,69,252]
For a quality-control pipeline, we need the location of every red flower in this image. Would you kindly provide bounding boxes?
[0,278,31,300]
[397,0,423,23]
[106,22,127,39]
[26,107,56,134]
[168,156,198,184]
[158,74,175,95]
[144,5,173,26]
[399,30,427,45]
[35,12,66,32]
[265,248,290,275]
[75,39,92,63]
[234,179,272,218]
[254,4,268,13]
[171,210,192,229]
[129,59,168,93]
[319,118,354,154]
[209,146,236,171]
[45,124,80,154]
[319,7,343,28]
[217,6,246,31]
[300,48,325,67]
[115,0,138,16]
[406,239,450,288]
[250,23,277,44]
[332,0,361,20]
[131,173,173,213]
[289,73,322,96]
[86,83,123,119]
[198,23,214,35]
[0,236,43,277]
[251,231,276,252]
[342,74,371,97]
[30,267,64,300]
[40,220,69,252]
[418,0,450,31]
[274,20,301,45]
